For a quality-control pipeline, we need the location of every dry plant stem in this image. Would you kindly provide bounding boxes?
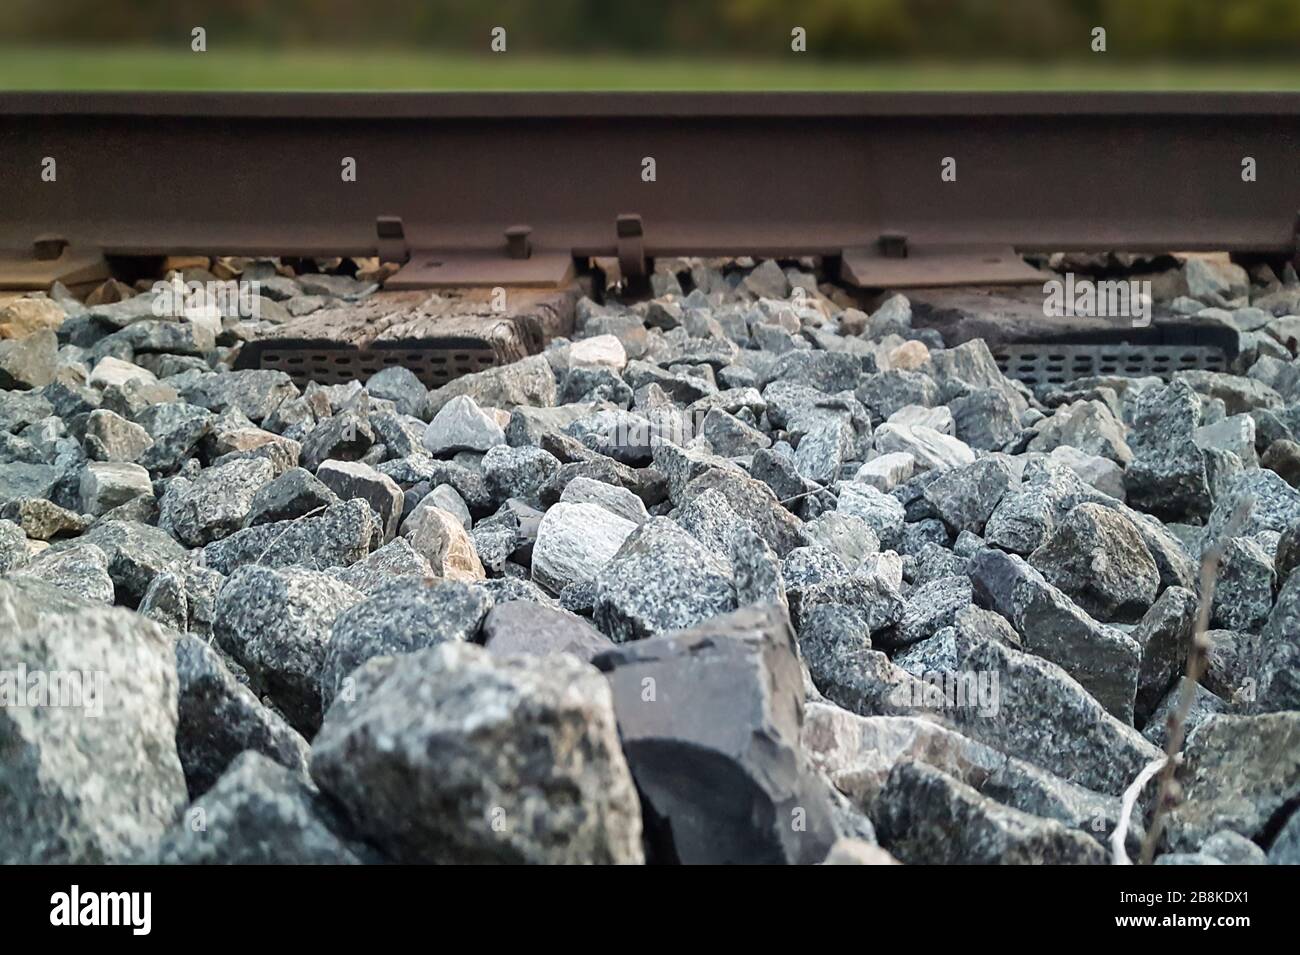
[1112,755,1168,864]
[1137,499,1250,865]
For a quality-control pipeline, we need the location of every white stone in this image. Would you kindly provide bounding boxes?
[79,461,154,516]
[873,422,975,472]
[559,476,649,525]
[1045,446,1126,501]
[422,394,506,455]
[853,452,916,492]
[87,356,157,390]
[887,404,953,435]
[532,502,636,595]
[569,334,628,371]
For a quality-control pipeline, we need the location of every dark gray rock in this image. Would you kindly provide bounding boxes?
[855,370,939,421]
[0,462,59,508]
[363,365,427,419]
[243,466,340,527]
[482,599,614,661]
[922,456,1016,535]
[1205,468,1300,549]
[155,752,364,864]
[135,402,214,473]
[201,499,374,575]
[1130,585,1198,726]
[212,564,364,734]
[968,548,1141,721]
[159,457,275,546]
[875,762,1107,865]
[1124,379,1212,520]
[1167,713,1300,851]
[1257,571,1300,711]
[315,459,404,542]
[425,353,557,418]
[888,575,973,650]
[948,636,1162,797]
[312,642,643,863]
[948,386,1021,451]
[1268,808,1300,864]
[481,443,561,505]
[319,576,492,710]
[680,467,806,556]
[299,397,374,471]
[179,369,299,423]
[592,604,835,864]
[1027,502,1160,623]
[1141,677,1229,752]
[77,519,188,606]
[325,536,434,595]
[1212,535,1276,633]
[592,517,735,642]
[174,634,312,799]
[803,705,1130,850]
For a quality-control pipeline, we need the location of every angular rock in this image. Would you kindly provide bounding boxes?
[0,497,88,541]
[1027,502,1160,622]
[1166,713,1300,851]
[874,422,975,472]
[592,517,735,642]
[83,408,153,462]
[482,599,615,661]
[174,634,312,799]
[968,548,1141,721]
[948,635,1162,796]
[922,456,1016,535]
[363,365,426,419]
[532,501,636,595]
[0,592,186,862]
[592,605,834,864]
[312,642,642,863]
[79,460,153,516]
[159,457,275,546]
[1141,677,1229,752]
[201,499,374,575]
[316,459,404,542]
[402,500,485,581]
[213,564,364,734]
[326,536,434,595]
[422,394,505,455]
[10,542,113,605]
[875,762,1107,864]
[1130,585,1198,725]
[154,752,364,864]
[1212,535,1276,633]
[319,576,492,709]
[77,519,188,605]
[425,353,556,418]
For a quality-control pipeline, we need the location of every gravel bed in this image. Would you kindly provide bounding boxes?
[1,253,1298,865]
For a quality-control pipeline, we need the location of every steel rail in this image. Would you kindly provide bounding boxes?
[1,92,1297,285]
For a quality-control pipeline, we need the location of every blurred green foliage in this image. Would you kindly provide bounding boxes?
[4,0,1300,59]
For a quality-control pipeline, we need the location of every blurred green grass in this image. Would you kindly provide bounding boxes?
[3,47,1300,91]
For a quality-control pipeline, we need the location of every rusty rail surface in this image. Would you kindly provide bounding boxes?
[1,92,1298,287]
